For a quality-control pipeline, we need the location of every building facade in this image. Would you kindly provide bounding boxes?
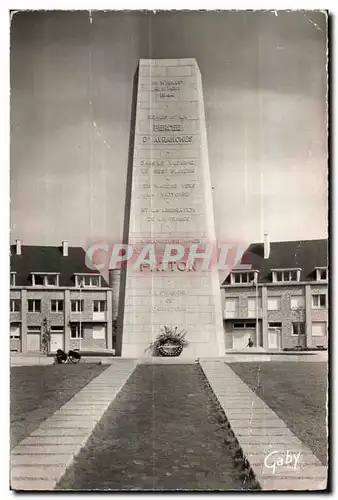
[10,238,328,355]
[221,237,328,351]
[10,241,119,354]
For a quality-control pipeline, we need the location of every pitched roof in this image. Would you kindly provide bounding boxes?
[223,239,328,285]
[10,245,109,287]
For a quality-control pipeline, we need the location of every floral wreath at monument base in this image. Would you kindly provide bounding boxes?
[147,326,189,357]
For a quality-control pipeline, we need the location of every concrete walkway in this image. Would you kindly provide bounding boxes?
[56,364,254,491]
[200,360,327,491]
[11,360,137,491]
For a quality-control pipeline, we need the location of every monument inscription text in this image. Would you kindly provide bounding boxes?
[121,59,225,358]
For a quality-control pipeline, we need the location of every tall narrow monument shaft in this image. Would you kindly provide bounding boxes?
[122,58,225,357]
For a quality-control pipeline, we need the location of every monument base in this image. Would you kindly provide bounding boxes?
[122,341,225,359]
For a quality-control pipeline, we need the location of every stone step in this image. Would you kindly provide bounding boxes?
[11,464,66,480]
[226,411,278,418]
[54,407,104,414]
[30,427,90,437]
[237,435,302,445]
[12,445,80,455]
[233,428,294,437]
[11,478,56,491]
[259,477,327,491]
[61,402,108,408]
[245,452,321,466]
[38,420,95,429]
[40,415,101,424]
[240,443,318,457]
[256,464,327,477]
[229,420,288,428]
[20,435,89,446]
[11,454,74,466]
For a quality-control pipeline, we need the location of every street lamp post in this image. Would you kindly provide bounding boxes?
[79,279,84,352]
[256,279,259,347]
[252,275,259,347]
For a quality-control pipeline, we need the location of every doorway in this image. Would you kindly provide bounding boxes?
[268,322,282,350]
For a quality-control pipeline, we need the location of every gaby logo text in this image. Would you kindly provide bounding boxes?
[264,450,302,474]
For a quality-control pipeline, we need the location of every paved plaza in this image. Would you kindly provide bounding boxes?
[10,360,327,491]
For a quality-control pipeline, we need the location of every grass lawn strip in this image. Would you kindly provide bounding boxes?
[56,364,259,491]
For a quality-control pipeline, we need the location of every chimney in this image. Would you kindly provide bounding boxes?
[62,240,68,257]
[264,233,270,259]
[16,239,22,256]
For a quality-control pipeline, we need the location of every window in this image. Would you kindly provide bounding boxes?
[71,300,84,312]
[276,271,283,282]
[51,326,64,333]
[93,325,106,339]
[312,294,327,309]
[233,322,256,329]
[312,322,326,337]
[225,298,238,311]
[269,322,282,328]
[292,322,306,336]
[10,273,16,286]
[70,324,84,339]
[248,297,262,318]
[224,297,239,318]
[33,274,44,285]
[231,271,257,285]
[93,300,106,312]
[27,299,41,312]
[10,324,20,338]
[267,297,281,311]
[10,299,20,312]
[272,269,300,282]
[291,296,305,310]
[51,300,64,312]
[316,268,327,281]
[32,273,59,287]
[248,297,262,310]
[76,275,101,288]
[28,325,41,333]
[45,275,58,286]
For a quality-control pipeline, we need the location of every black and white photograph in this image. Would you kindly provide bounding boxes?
[9,9,328,491]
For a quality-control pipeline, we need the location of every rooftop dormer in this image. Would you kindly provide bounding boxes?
[230,270,259,285]
[315,267,327,282]
[31,272,60,287]
[271,268,301,283]
[75,273,102,288]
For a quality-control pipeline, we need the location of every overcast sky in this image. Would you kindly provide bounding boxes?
[10,10,327,248]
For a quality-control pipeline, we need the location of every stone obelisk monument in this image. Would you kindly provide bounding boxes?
[121,59,225,357]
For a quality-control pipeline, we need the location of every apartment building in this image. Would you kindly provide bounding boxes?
[221,237,328,351]
[10,240,118,354]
